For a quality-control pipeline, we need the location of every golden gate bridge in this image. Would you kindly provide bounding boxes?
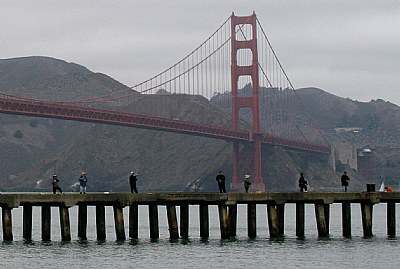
[0,12,331,191]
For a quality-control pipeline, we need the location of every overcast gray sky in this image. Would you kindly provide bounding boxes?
[2,1,400,105]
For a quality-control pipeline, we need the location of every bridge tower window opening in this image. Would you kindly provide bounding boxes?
[237,75,253,98]
[236,48,253,67]
[235,24,253,42]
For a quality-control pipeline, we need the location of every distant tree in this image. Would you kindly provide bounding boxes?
[29,120,38,127]
[14,130,23,138]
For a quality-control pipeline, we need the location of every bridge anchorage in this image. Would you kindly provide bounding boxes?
[0,12,331,192]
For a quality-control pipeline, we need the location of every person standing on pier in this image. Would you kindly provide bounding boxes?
[243,174,251,193]
[216,171,226,193]
[79,172,88,194]
[341,171,350,192]
[129,171,139,193]
[298,172,308,192]
[51,175,63,194]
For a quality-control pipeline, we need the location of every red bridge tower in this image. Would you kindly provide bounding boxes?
[230,12,265,191]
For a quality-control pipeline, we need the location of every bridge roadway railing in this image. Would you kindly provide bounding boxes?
[0,192,398,241]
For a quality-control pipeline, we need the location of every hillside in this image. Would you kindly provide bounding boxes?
[1,56,399,192]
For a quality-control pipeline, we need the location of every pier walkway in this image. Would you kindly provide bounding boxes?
[0,192,398,241]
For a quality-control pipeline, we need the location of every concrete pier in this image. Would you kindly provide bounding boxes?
[96,205,106,241]
[296,202,305,237]
[199,204,209,238]
[41,205,51,241]
[113,206,126,241]
[78,204,87,240]
[0,192,399,241]
[23,205,32,240]
[166,205,179,239]
[148,204,159,240]
[247,203,257,238]
[342,202,351,237]
[129,204,139,239]
[387,202,396,237]
[180,204,189,239]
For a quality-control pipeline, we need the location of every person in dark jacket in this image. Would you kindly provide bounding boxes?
[243,174,251,193]
[51,175,63,194]
[79,172,88,194]
[216,171,226,193]
[129,171,139,193]
[298,172,308,192]
[341,171,350,192]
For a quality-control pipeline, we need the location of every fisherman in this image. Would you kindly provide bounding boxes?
[341,171,350,192]
[51,175,63,194]
[216,171,226,193]
[298,172,308,192]
[129,171,139,193]
[243,174,251,193]
[79,172,88,194]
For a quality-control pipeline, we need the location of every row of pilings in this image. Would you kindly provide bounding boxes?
[0,192,398,241]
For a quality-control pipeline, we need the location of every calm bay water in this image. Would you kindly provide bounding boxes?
[0,203,399,268]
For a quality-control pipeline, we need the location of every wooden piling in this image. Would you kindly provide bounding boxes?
[277,204,285,236]
[248,203,257,238]
[267,205,280,238]
[166,205,179,239]
[59,206,71,241]
[180,204,189,239]
[199,204,209,238]
[342,202,351,237]
[2,207,13,241]
[315,203,329,237]
[229,204,237,238]
[113,206,126,241]
[218,204,230,239]
[361,202,373,237]
[78,204,87,240]
[96,205,106,241]
[324,204,330,235]
[129,204,139,239]
[23,205,33,240]
[148,204,159,240]
[41,205,51,241]
[296,202,305,237]
[387,202,396,237]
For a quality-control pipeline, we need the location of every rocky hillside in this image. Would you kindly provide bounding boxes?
[1,56,399,192]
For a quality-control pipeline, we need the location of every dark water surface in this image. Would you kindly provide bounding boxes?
[0,203,399,268]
